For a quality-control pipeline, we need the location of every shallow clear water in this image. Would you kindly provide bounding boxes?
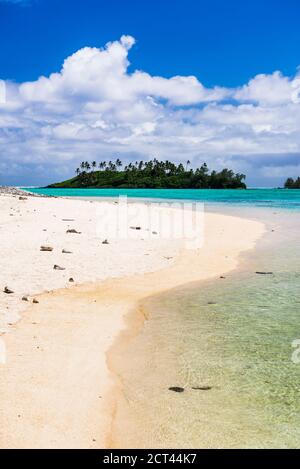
[111,209,300,449]
[24,188,300,210]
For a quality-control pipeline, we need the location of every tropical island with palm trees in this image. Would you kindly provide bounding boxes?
[47,159,247,189]
[284,177,300,189]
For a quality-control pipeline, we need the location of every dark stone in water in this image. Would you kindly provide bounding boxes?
[192,386,212,391]
[256,271,273,275]
[169,387,185,393]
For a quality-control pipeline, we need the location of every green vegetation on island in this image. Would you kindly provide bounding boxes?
[48,159,247,189]
[284,177,300,189]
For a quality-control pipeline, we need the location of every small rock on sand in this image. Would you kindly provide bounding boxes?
[62,249,73,254]
[102,240,109,245]
[66,229,81,234]
[4,287,14,294]
[33,299,39,304]
[40,246,54,252]
[69,278,74,283]
[22,296,29,302]
[169,387,185,393]
[53,265,66,271]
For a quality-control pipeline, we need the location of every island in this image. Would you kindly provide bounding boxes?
[284,177,300,189]
[47,159,247,189]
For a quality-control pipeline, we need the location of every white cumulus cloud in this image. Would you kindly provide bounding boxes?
[0,35,300,186]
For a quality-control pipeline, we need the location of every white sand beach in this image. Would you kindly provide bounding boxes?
[0,193,265,448]
[0,193,184,333]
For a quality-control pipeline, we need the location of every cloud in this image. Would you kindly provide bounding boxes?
[19,35,227,106]
[0,35,300,186]
[234,71,300,106]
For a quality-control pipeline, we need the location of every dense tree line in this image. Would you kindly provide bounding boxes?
[48,159,247,189]
[284,177,300,189]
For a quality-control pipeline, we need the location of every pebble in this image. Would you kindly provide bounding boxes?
[169,387,185,393]
[256,271,273,275]
[67,229,81,234]
[192,386,212,391]
[40,246,54,252]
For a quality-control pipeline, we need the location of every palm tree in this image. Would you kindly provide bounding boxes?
[70,158,246,189]
[116,158,122,170]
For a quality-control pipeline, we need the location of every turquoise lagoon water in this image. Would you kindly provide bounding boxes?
[25,187,300,447]
[24,187,300,210]
[110,209,300,449]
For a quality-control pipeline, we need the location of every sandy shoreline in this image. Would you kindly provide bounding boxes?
[0,194,265,448]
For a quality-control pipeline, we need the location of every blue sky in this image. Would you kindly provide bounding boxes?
[0,0,300,186]
[1,0,300,87]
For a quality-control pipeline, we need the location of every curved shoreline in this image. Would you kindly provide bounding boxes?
[0,197,265,448]
[105,215,267,448]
